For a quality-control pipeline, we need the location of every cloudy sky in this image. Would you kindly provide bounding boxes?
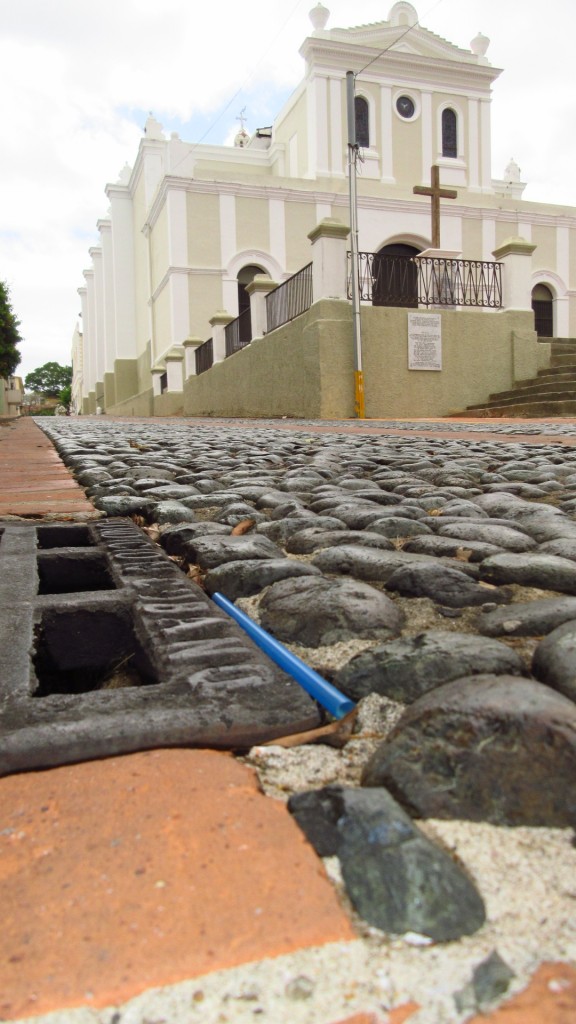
[2,0,575,382]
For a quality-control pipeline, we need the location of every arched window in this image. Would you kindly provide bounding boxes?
[532,284,554,338]
[442,108,457,158]
[355,96,369,148]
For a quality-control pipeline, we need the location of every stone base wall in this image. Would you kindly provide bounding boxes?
[181,301,538,420]
[106,388,154,418]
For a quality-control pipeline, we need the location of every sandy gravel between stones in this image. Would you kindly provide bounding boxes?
[14,819,576,1024]
[15,692,576,1024]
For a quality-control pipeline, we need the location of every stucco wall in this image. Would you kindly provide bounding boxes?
[182,300,538,420]
[107,387,154,417]
[361,306,536,417]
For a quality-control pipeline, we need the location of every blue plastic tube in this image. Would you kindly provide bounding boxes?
[212,591,356,720]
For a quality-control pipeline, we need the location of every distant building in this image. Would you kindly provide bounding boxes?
[74,2,576,417]
[0,376,23,417]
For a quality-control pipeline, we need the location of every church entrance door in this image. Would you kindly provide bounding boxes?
[532,284,554,338]
[237,265,265,343]
[372,243,421,307]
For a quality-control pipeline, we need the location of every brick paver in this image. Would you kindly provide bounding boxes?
[0,417,95,517]
[0,749,355,1019]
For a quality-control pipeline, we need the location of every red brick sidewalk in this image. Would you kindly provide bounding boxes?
[0,417,95,517]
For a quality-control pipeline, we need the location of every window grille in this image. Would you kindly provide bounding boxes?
[442,108,457,158]
[355,96,369,148]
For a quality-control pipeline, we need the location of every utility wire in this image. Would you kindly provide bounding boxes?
[355,0,446,80]
[189,0,307,151]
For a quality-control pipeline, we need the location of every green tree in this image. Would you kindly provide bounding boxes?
[0,280,22,378]
[25,362,72,398]
[59,383,72,407]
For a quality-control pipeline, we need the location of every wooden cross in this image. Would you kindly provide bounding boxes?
[413,165,457,249]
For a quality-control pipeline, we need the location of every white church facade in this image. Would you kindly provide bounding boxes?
[74,2,576,418]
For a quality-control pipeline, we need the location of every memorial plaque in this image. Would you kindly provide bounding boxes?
[408,312,442,371]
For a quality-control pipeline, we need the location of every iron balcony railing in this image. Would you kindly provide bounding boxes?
[266,262,313,333]
[225,307,252,357]
[349,253,503,309]
[195,337,213,375]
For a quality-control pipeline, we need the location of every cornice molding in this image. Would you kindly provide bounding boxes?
[141,172,576,234]
[301,40,501,91]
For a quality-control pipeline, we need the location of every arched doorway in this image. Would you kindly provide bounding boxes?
[372,243,421,307]
[532,284,554,338]
[237,265,265,343]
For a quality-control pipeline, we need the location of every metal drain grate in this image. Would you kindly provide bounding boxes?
[0,519,321,776]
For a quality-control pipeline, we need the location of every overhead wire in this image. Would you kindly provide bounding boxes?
[355,0,446,81]
[169,0,448,172]
[188,0,308,152]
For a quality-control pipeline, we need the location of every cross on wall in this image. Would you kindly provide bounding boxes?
[413,165,458,249]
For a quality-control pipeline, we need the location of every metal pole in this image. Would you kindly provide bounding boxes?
[346,70,365,419]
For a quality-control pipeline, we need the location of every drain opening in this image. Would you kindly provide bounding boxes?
[36,525,93,548]
[33,608,159,696]
[37,552,115,594]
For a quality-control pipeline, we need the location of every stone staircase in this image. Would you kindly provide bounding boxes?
[459,339,576,417]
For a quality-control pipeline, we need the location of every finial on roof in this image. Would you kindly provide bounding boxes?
[470,31,490,57]
[309,3,329,31]
[144,114,165,140]
[388,2,418,27]
[505,157,521,182]
[117,163,132,185]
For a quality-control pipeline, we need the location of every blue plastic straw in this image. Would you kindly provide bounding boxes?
[212,591,356,720]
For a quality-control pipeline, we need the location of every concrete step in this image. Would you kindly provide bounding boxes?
[551,355,576,367]
[458,339,576,416]
[490,379,576,402]
[465,398,576,416]
[536,365,576,380]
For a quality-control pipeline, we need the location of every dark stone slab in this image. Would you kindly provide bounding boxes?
[385,563,509,608]
[139,483,201,499]
[480,553,576,594]
[94,495,159,516]
[160,521,230,556]
[285,528,394,554]
[361,675,576,827]
[476,597,576,637]
[259,575,405,647]
[432,499,488,518]
[152,501,200,525]
[312,544,480,582]
[329,504,404,528]
[334,632,525,703]
[538,538,576,563]
[204,558,322,600]
[312,544,441,582]
[256,517,346,545]
[213,503,269,527]
[288,787,485,941]
[362,517,433,538]
[182,534,285,569]
[436,522,537,552]
[532,620,576,702]
[403,535,502,562]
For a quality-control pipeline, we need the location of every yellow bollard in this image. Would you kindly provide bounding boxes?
[354,370,365,419]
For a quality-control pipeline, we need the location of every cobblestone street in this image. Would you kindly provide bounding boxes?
[1,415,576,1024]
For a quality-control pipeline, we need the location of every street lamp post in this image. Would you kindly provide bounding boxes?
[346,70,365,419]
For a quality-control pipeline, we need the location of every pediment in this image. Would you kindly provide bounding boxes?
[328,21,479,65]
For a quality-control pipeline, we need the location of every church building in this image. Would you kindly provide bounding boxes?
[74,2,576,419]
